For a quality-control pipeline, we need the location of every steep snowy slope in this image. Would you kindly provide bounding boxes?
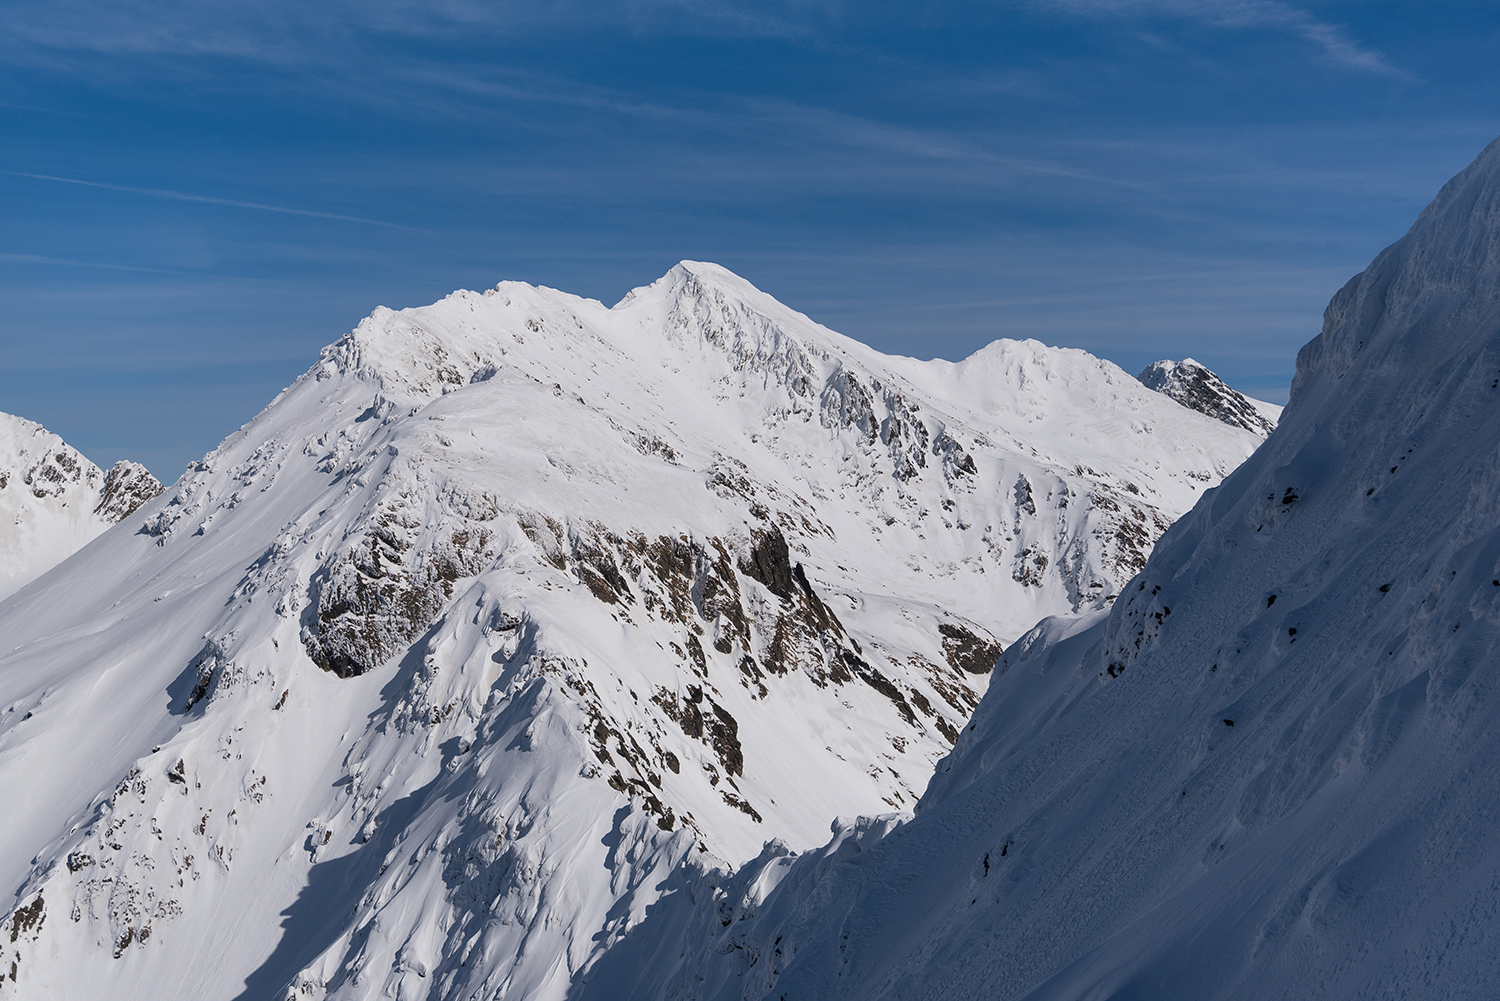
[0,412,161,600]
[1138,358,1281,436]
[607,139,1500,1001]
[0,263,1257,1001]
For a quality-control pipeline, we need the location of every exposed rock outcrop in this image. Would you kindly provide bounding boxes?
[1138,357,1279,437]
[0,412,163,600]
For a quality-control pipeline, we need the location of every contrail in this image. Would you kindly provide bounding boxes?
[4,171,403,228]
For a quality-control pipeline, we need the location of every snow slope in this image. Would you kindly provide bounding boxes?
[1138,357,1282,436]
[604,138,1500,1000]
[0,412,161,600]
[0,263,1257,1001]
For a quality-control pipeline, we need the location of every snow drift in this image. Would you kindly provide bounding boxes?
[606,138,1500,1000]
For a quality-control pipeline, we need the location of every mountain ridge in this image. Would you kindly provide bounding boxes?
[0,261,1260,1001]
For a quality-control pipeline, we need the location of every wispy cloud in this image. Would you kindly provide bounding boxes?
[0,251,175,273]
[734,100,1152,189]
[0,0,1412,83]
[0,0,816,65]
[1040,0,1413,79]
[3,171,403,227]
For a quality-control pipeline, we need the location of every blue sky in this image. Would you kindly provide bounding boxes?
[2,1,1497,476]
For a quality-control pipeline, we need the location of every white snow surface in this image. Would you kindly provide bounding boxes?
[0,412,161,600]
[0,262,1258,1001]
[599,139,1500,1000]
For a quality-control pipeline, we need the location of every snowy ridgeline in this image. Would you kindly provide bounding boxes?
[0,260,1260,1000]
[582,138,1500,1000]
[0,413,161,600]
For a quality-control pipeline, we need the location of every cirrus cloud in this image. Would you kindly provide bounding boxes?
[1040,0,1412,79]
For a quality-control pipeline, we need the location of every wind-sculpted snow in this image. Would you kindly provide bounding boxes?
[1137,358,1281,437]
[0,412,162,600]
[0,263,1255,1000]
[607,138,1500,1001]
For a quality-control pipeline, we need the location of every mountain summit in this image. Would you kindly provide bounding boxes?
[0,412,161,600]
[1137,357,1281,437]
[0,262,1258,1000]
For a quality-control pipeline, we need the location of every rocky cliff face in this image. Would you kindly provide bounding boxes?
[1138,357,1281,437]
[95,459,164,523]
[0,263,1258,1001]
[0,412,161,600]
[608,139,1500,1001]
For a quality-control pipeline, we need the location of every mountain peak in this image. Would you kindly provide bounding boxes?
[0,411,162,601]
[616,260,765,306]
[1137,357,1279,437]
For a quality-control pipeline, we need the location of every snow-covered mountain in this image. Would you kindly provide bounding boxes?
[0,262,1258,1001]
[599,139,1500,1000]
[1138,357,1281,436]
[0,412,161,600]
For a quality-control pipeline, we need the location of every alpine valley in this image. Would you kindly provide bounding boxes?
[0,259,1266,1000]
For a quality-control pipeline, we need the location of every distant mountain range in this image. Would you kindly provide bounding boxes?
[0,260,1261,1000]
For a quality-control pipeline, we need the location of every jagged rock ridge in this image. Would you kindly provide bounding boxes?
[0,263,1259,1001]
[1138,357,1281,437]
[0,411,162,600]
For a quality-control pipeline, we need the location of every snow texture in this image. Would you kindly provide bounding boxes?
[605,138,1500,1000]
[0,411,161,600]
[1138,357,1282,437]
[0,263,1257,1001]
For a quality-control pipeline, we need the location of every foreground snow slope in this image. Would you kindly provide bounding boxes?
[606,138,1500,1001]
[0,412,161,599]
[0,264,1256,1001]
